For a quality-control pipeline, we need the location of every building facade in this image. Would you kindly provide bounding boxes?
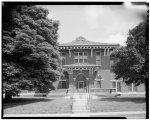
[54,36,145,93]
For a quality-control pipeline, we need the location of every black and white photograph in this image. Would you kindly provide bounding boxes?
[2,1,148,119]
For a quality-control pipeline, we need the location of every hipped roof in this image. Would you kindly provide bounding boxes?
[59,36,120,47]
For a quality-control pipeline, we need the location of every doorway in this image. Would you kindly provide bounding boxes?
[78,81,84,89]
[76,73,87,92]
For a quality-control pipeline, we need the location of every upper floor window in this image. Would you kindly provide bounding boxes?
[60,52,66,65]
[96,52,101,65]
[74,52,88,63]
[128,83,138,92]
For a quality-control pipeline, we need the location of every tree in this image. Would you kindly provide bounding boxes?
[2,5,62,101]
[110,21,148,87]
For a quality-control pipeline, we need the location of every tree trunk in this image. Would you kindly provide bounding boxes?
[5,93,12,102]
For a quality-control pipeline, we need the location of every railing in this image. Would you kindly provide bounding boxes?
[90,88,117,94]
[89,88,118,98]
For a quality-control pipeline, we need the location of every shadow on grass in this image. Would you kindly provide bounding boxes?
[3,97,53,109]
[99,97,145,104]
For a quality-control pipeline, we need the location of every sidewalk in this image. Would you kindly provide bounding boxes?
[72,93,90,113]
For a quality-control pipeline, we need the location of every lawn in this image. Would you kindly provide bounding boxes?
[89,96,146,112]
[3,96,72,114]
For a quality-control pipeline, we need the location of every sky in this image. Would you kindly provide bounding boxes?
[39,4,147,46]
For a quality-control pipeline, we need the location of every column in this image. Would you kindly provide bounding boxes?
[104,48,106,56]
[116,81,117,92]
[69,49,71,57]
[89,68,93,92]
[91,49,93,56]
[132,83,134,92]
[107,48,110,56]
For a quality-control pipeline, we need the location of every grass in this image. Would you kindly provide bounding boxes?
[89,96,146,112]
[3,96,72,114]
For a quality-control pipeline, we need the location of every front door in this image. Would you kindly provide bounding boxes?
[78,81,84,89]
[78,81,85,92]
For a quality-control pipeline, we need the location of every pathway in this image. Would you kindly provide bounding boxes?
[72,93,90,113]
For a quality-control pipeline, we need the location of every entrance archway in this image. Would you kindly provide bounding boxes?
[76,73,87,92]
[58,71,69,89]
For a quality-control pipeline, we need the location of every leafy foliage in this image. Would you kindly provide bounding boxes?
[3,5,62,99]
[110,22,147,86]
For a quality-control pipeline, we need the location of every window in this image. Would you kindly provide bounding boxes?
[96,52,101,65]
[117,82,121,92]
[61,81,67,89]
[83,53,88,63]
[128,83,138,92]
[112,81,121,92]
[74,52,88,63]
[74,59,78,63]
[74,53,78,58]
[79,53,83,58]
[61,52,66,65]
[112,82,116,88]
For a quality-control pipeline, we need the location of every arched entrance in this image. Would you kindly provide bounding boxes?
[58,71,69,89]
[76,73,87,92]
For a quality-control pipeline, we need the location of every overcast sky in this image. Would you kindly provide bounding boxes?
[39,4,147,46]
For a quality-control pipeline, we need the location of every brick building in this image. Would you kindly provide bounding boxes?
[54,36,145,93]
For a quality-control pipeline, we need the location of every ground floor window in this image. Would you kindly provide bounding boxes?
[117,82,121,92]
[60,81,67,89]
[111,81,121,92]
[112,81,116,88]
[128,83,138,92]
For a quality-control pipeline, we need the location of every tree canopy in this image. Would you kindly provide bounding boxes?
[110,21,148,86]
[2,5,62,100]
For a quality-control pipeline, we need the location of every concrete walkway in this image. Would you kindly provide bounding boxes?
[72,93,90,113]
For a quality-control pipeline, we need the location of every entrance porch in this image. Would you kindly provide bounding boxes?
[62,63,100,92]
